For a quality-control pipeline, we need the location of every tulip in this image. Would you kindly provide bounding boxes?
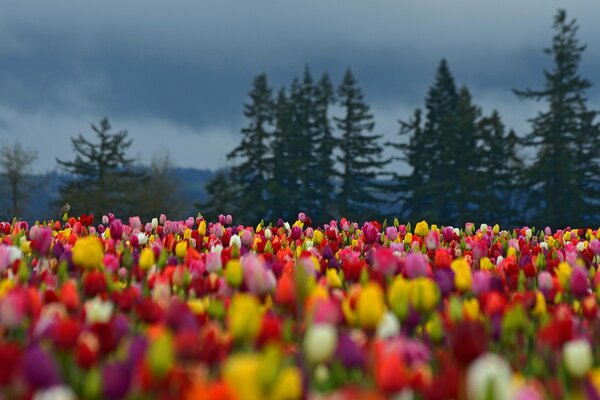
[304,323,337,364]
[357,282,386,329]
[376,311,401,339]
[85,297,113,324]
[570,267,589,298]
[24,345,60,389]
[466,353,512,400]
[146,332,174,379]
[563,339,592,378]
[102,362,131,399]
[409,277,440,312]
[414,220,429,237]
[223,354,262,400]
[270,366,302,400]
[225,259,243,288]
[451,258,472,292]
[72,236,104,270]
[362,222,379,244]
[228,294,262,343]
[138,247,155,271]
[33,386,76,400]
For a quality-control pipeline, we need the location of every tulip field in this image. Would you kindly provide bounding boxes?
[3,213,600,399]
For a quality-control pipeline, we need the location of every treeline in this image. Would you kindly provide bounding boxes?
[202,9,600,229]
[2,9,599,229]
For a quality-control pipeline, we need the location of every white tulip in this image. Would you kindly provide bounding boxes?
[33,386,76,400]
[376,311,400,339]
[467,353,512,400]
[85,297,114,324]
[563,339,592,378]
[304,323,337,364]
[229,234,242,249]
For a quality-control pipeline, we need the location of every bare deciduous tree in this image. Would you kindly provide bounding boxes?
[0,141,38,218]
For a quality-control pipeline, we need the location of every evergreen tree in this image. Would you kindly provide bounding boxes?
[477,111,524,226]
[311,73,337,224]
[335,69,388,222]
[454,87,483,224]
[388,109,427,218]
[227,73,274,224]
[269,87,296,222]
[199,169,236,222]
[394,60,490,227]
[56,118,145,217]
[394,60,461,225]
[514,9,600,228]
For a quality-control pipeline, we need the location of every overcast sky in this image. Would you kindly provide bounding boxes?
[1,0,599,173]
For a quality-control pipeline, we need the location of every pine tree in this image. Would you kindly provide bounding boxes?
[56,118,145,218]
[335,69,388,222]
[514,9,600,228]
[227,73,274,224]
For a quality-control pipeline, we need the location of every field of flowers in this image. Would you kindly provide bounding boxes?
[1,213,600,399]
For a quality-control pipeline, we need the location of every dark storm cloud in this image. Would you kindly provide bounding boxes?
[0,0,599,172]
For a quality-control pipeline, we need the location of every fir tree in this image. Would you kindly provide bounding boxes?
[514,9,600,228]
[56,118,145,217]
[227,73,274,224]
[335,69,388,222]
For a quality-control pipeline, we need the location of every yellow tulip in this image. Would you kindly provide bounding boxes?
[198,220,207,236]
[326,269,342,288]
[356,283,385,329]
[556,262,572,289]
[408,277,440,313]
[139,247,155,271]
[72,236,104,270]
[271,367,302,400]
[228,294,262,343]
[223,354,262,400]
[175,241,188,259]
[451,258,472,292]
[415,220,429,237]
[225,259,243,288]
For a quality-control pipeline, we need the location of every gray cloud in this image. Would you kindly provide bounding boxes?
[0,0,599,172]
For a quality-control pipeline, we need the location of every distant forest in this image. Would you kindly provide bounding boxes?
[1,9,599,229]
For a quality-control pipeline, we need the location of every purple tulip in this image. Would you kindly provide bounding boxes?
[24,345,60,389]
[336,334,366,369]
[102,362,131,399]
